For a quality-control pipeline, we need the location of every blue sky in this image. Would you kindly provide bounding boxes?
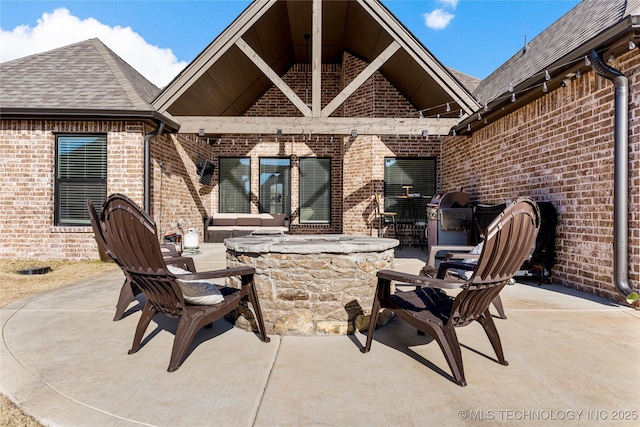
[1,0,580,87]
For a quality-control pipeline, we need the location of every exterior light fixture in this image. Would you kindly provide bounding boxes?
[561,78,571,87]
[630,40,636,50]
[421,130,428,137]
[350,129,357,137]
[276,129,283,136]
[198,129,205,137]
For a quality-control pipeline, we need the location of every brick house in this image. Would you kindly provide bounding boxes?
[1,0,638,305]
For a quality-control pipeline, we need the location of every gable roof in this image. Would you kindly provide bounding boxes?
[457,0,640,133]
[0,38,178,130]
[153,0,478,136]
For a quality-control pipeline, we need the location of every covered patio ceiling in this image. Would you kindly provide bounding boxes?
[153,0,478,136]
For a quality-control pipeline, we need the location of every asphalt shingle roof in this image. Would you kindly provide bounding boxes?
[475,0,639,104]
[0,38,160,112]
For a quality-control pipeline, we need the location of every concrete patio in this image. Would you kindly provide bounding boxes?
[2,243,638,426]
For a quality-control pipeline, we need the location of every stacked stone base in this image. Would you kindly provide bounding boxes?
[226,248,395,335]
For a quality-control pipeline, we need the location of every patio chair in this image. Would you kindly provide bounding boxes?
[373,194,397,240]
[88,198,196,321]
[361,197,540,386]
[420,242,507,319]
[97,193,270,372]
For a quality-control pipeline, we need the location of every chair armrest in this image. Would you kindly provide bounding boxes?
[160,243,182,257]
[174,266,255,281]
[426,245,475,266]
[377,269,464,290]
[165,256,196,272]
[436,261,475,279]
[444,252,479,261]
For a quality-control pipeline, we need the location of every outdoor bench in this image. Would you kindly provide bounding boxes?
[203,213,288,242]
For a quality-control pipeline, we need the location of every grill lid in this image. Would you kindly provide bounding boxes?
[428,191,470,209]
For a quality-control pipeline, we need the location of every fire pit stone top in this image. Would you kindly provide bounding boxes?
[225,234,399,254]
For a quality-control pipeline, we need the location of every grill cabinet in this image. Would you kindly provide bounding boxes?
[426,192,472,247]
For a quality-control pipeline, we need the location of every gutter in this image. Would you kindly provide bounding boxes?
[455,15,640,135]
[144,121,164,214]
[590,49,638,304]
[0,108,180,130]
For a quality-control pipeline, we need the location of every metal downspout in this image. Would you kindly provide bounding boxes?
[590,50,638,304]
[143,121,164,214]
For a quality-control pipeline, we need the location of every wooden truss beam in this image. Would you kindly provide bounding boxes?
[175,116,458,136]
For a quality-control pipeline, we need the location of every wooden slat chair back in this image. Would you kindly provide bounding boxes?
[98,193,269,372]
[88,198,195,321]
[451,199,540,326]
[362,197,540,386]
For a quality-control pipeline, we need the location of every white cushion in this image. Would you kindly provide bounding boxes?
[167,265,224,305]
[451,242,484,280]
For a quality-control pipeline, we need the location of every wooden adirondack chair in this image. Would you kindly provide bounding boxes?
[97,193,269,372]
[362,197,540,386]
[88,198,195,321]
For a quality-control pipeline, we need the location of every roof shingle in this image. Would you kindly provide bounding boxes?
[0,38,160,112]
[475,0,638,104]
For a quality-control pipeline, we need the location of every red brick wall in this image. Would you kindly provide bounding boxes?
[209,54,432,237]
[439,50,639,304]
[0,53,437,260]
[0,121,146,260]
[150,132,214,241]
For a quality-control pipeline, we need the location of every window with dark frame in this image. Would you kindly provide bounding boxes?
[55,134,107,226]
[384,157,436,222]
[299,158,331,223]
[219,157,251,213]
[259,158,291,215]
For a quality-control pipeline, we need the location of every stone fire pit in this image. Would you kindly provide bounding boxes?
[225,234,398,335]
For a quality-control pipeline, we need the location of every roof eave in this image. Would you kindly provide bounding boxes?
[454,15,640,135]
[0,108,180,132]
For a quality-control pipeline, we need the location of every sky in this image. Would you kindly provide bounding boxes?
[1,0,581,88]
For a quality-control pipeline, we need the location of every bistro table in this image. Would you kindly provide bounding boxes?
[395,194,428,247]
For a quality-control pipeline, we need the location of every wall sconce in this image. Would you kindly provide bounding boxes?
[350,129,357,137]
[421,130,428,137]
[198,129,205,137]
[276,129,283,136]
[561,78,571,88]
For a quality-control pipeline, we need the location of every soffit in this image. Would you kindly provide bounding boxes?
[155,0,477,124]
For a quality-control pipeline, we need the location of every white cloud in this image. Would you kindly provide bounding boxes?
[0,8,187,87]
[423,9,455,30]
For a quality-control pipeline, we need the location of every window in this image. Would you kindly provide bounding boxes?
[219,157,251,213]
[55,134,107,226]
[299,158,331,223]
[259,158,290,215]
[384,157,436,222]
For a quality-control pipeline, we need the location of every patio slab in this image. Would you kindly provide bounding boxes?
[2,244,639,426]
